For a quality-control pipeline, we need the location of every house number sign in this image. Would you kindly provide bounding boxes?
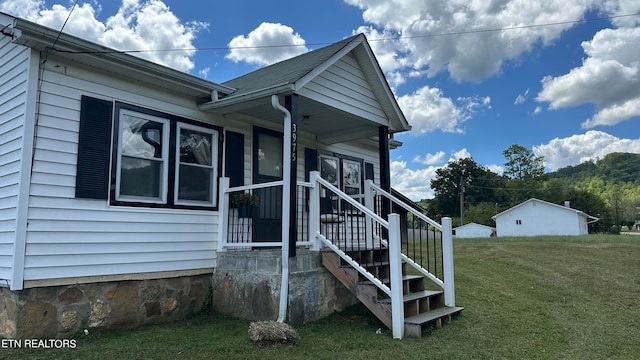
[291,123,297,163]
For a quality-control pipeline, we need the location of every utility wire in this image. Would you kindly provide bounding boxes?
[51,11,640,55]
[32,0,79,171]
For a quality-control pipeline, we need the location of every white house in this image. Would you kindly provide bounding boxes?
[454,223,495,238]
[492,198,599,237]
[0,13,423,338]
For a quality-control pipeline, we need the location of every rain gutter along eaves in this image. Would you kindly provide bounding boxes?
[198,83,295,112]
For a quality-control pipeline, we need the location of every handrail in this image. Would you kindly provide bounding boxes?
[370,182,441,230]
[315,176,388,228]
[223,180,284,194]
[316,234,391,297]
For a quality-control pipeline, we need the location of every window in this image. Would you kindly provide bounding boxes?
[111,103,220,209]
[175,123,217,206]
[516,219,522,225]
[116,109,170,203]
[319,154,339,187]
[342,159,362,196]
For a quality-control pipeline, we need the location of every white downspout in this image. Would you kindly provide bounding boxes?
[271,94,291,323]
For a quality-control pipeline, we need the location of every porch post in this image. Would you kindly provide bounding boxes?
[285,95,298,258]
[388,213,405,339]
[378,126,390,240]
[442,217,455,307]
[217,177,230,253]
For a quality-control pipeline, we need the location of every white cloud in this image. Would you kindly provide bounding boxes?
[345,0,602,82]
[226,22,308,66]
[390,160,439,201]
[393,148,498,200]
[450,148,472,161]
[486,164,504,176]
[514,89,529,105]
[0,0,205,72]
[536,26,640,128]
[413,151,446,165]
[533,130,640,170]
[397,86,491,135]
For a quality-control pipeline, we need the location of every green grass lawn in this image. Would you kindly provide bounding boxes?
[4,234,639,359]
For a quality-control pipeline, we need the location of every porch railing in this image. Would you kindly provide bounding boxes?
[217,178,314,251]
[217,173,455,339]
[368,182,455,307]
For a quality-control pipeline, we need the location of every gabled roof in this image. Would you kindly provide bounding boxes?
[492,198,599,223]
[454,222,495,231]
[199,33,410,137]
[221,34,361,98]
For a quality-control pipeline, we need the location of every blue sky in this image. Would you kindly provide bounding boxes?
[2,0,639,200]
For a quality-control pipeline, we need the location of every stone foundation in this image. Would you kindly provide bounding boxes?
[0,274,211,339]
[212,250,357,324]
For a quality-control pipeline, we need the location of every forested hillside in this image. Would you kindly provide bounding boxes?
[549,152,640,185]
[419,151,640,233]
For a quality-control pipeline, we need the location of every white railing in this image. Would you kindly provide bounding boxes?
[309,171,405,339]
[217,178,315,251]
[367,181,455,307]
[217,172,455,339]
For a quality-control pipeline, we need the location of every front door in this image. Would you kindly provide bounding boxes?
[253,127,283,242]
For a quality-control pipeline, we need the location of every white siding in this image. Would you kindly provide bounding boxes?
[495,200,585,237]
[455,223,495,238]
[23,58,223,283]
[299,54,388,125]
[0,35,31,284]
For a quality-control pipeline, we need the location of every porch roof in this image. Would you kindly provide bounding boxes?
[199,34,411,144]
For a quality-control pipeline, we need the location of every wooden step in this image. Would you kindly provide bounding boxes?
[404,306,464,338]
[378,290,442,304]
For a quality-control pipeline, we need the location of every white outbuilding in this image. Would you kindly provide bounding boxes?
[454,223,496,238]
[492,198,599,237]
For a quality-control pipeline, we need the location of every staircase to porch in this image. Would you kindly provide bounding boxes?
[218,171,462,339]
[312,173,463,338]
[321,248,463,337]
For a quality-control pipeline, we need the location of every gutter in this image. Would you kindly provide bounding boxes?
[198,83,295,112]
[11,17,235,98]
[271,95,291,323]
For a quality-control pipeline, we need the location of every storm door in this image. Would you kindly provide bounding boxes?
[252,127,283,242]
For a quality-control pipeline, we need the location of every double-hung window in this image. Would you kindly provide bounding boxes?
[174,123,217,206]
[116,109,170,203]
[111,103,220,209]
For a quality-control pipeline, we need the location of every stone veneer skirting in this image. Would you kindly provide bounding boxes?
[0,274,211,339]
[212,249,357,324]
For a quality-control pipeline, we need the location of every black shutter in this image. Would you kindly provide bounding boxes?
[365,162,375,181]
[225,131,244,187]
[75,96,113,199]
[305,148,318,181]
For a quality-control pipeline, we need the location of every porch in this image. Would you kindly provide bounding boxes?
[214,172,462,339]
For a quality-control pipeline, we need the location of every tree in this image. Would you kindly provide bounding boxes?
[503,144,545,180]
[430,157,506,219]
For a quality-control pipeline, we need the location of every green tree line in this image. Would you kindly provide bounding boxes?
[419,146,640,233]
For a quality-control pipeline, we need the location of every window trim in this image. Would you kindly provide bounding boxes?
[109,102,223,210]
[174,122,219,207]
[115,109,171,204]
[317,150,364,193]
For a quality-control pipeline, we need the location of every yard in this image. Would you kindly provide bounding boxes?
[3,234,639,359]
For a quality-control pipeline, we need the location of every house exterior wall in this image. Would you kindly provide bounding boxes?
[495,200,585,237]
[19,51,385,286]
[455,223,495,238]
[0,31,34,287]
[22,54,224,286]
[298,53,388,127]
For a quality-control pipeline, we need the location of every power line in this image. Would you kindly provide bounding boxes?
[51,12,640,56]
